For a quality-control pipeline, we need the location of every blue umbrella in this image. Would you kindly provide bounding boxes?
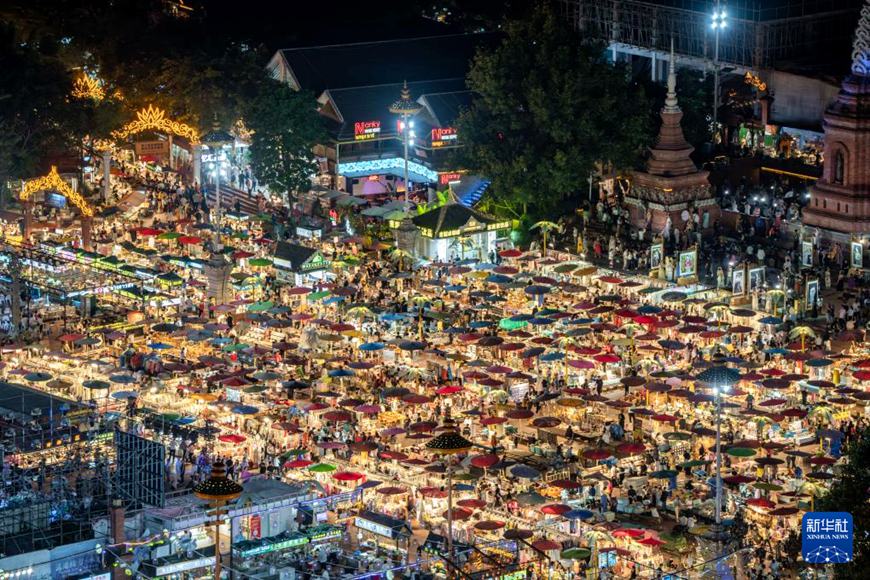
[110,374,136,384]
[445,326,469,334]
[637,305,662,314]
[211,337,233,345]
[510,314,533,322]
[399,340,426,351]
[764,347,789,356]
[563,509,595,520]
[474,262,496,270]
[524,285,551,296]
[382,313,406,322]
[522,347,546,358]
[174,416,197,425]
[356,480,383,490]
[328,368,355,378]
[486,274,513,285]
[148,342,172,350]
[696,366,740,386]
[469,320,494,329]
[538,308,561,316]
[452,483,476,491]
[84,380,111,390]
[485,294,506,303]
[564,317,594,325]
[187,331,213,342]
[529,317,555,326]
[445,284,466,292]
[24,372,52,382]
[232,405,260,415]
[359,342,386,351]
[759,316,783,325]
[111,390,138,399]
[510,464,541,479]
[658,340,685,350]
[806,358,833,368]
[540,352,565,362]
[324,296,345,305]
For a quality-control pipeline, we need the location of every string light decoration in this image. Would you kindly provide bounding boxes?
[744,72,768,93]
[20,166,95,217]
[71,74,106,101]
[91,138,116,153]
[113,104,200,144]
[193,461,243,501]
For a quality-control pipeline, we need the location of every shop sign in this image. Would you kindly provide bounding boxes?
[309,526,343,543]
[134,140,170,157]
[354,121,381,141]
[431,127,457,147]
[439,172,462,185]
[239,535,309,558]
[355,516,394,538]
[301,252,330,272]
[250,515,261,539]
[155,555,214,576]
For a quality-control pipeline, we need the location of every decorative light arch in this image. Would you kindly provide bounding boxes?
[20,166,95,217]
[113,104,200,144]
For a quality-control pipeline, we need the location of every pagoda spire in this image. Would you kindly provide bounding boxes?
[664,39,679,113]
[852,0,870,76]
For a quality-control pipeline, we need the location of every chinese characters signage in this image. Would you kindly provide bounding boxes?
[431,127,458,147]
[802,512,853,564]
[354,120,381,141]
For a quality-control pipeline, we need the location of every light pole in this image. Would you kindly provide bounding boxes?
[389,81,423,213]
[711,4,728,142]
[194,461,242,580]
[201,118,234,249]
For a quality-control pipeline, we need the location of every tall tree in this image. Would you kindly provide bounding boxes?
[455,3,651,220]
[817,430,870,578]
[244,80,326,199]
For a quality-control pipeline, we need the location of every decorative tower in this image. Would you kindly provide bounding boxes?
[626,42,717,232]
[802,0,870,236]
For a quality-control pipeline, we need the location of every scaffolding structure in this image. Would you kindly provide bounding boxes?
[560,0,862,70]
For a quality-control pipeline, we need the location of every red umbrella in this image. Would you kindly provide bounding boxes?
[809,456,837,465]
[136,227,163,236]
[475,520,506,531]
[305,402,328,411]
[59,333,86,342]
[470,454,500,469]
[747,498,775,509]
[218,434,246,444]
[486,365,513,374]
[616,442,645,456]
[499,249,522,258]
[612,529,645,538]
[531,417,561,428]
[504,529,534,540]
[435,385,463,395]
[506,409,534,420]
[284,459,313,469]
[723,475,755,485]
[402,394,432,405]
[376,486,407,495]
[531,539,561,551]
[443,508,473,520]
[178,235,203,245]
[419,486,448,498]
[583,449,611,460]
[323,410,353,422]
[651,414,678,422]
[568,359,595,369]
[333,471,365,481]
[540,504,572,516]
[480,416,508,426]
[380,450,408,461]
[594,354,620,364]
[852,370,870,381]
[637,537,666,546]
[598,276,623,284]
[549,479,582,489]
[457,498,487,509]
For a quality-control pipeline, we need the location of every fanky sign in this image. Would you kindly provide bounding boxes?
[431,127,458,147]
[354,120,381,141]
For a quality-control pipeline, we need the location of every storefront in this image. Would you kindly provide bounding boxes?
[410,202,509,262]
[354,510,412,552]
[273,242,333,285]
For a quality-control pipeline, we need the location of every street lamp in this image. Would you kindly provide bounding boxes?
[201,118,234,248]
[710,3,728,141]
[696,365,739,536]
[389,81,423,212]
[194,461,243,580]
[425,418,473,575]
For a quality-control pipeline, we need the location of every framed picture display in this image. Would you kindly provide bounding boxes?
[650,243,663,270]
[748,266,765,292]
[801,241,813,268]
[732,268,746,296]
[677,248,697,278]
[851,241,863,269]
[805,278,819,309]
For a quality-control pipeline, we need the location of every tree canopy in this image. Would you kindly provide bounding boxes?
[455,4,652,220]
[244,81,327,196]
[818,431,870,577]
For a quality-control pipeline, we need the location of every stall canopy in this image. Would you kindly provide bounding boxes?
[355,510,412,539]
[273,242,331,275]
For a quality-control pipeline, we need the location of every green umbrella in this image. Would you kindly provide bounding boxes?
[248,258,273,268]
[650,470,678,479]
[230,231,249,239]
[307,291,331,301]
[157,231,182,240]
[726,447,757,457]
[663,431,693,441]
[679,459,709,468]
[309,463,337,473]
[222,343,250,352]
[244,385,268,394]
[452,472,479,481]
[553,263,578,274]
[560,548,591,560]
[753,482,783,492]
[160,412,180,422]
[248,301,274,312]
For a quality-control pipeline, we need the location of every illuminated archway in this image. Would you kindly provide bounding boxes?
[20,166,95,217]
[113,104,200,144]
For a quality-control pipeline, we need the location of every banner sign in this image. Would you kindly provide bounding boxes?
[135,140,170,157]
[431,127,458,147]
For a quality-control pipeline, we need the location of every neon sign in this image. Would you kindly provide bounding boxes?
[431,127,457,148]
[439,172,462,185]
[354,121,381,141]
